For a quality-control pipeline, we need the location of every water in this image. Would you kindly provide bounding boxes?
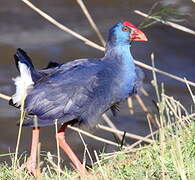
[0,0,194,165]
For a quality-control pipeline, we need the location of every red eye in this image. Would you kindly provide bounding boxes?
[122,27,129,31]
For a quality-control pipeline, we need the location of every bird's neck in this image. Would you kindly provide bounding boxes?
[103,43,136,101]
[104,43,135,68]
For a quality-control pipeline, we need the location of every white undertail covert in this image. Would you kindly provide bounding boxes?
[12,62,34,106]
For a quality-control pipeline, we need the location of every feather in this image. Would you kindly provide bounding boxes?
[10,22,146,128]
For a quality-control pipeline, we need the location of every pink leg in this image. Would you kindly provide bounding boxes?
[20,127,40,175]
[56,123,87,175]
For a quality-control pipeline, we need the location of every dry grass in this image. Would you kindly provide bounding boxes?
[0,92,194,179]
[0,1,194,179]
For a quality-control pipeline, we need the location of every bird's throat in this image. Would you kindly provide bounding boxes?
[104,44,136,95]
[105,44,134,68]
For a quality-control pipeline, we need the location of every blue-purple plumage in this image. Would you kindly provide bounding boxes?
[10,22,145,127]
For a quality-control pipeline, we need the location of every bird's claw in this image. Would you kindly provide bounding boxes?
[17,157,37,176]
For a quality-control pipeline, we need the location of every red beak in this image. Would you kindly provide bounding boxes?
[123,21,148,42]
[130,28,148,41]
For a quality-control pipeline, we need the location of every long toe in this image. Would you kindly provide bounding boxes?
[19,157,37,176]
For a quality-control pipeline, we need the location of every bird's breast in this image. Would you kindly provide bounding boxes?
[110,62,136,102]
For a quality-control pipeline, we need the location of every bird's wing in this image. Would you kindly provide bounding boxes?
[133,66,144,94]
[35,58,98,79]
[24,58,110,126]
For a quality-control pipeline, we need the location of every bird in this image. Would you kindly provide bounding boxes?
[9,21,147,175]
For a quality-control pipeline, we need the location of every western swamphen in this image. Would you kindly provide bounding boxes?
[10,21,147,175]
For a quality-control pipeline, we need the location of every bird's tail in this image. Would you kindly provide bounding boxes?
[14,48,35,73]
[10,48,36,107]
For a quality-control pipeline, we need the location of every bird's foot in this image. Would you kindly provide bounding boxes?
[71,163,89,177]
[17,157,37,176]
[79,167,89,176]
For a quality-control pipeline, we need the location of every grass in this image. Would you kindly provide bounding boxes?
[0,117,194,179]
[0,1,194,178]
[0,88,194,180]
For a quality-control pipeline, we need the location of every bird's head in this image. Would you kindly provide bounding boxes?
[108,21,148,46]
